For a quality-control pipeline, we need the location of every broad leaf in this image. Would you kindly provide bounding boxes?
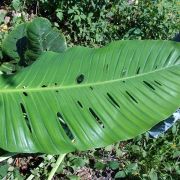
[2,17,67,65]
[2,23,27,62]
[0,40,179,154]
[25,17,67,62]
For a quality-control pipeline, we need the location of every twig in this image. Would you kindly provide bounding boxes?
[48,153,66,180]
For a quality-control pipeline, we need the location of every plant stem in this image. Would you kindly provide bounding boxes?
[48,153,66,180]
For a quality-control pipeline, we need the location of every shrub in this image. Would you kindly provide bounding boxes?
[20,0,180,46]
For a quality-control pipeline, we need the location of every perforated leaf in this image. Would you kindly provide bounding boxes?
[0,40,179,154]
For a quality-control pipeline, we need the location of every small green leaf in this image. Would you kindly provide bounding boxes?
[115,171,126,178]
[126,163,138,173]
[56,9,63,21]
[149,169,158,180]
[109,161,119,170]
[0,164,8,178]
[94,162,106,170]
[173,151,180,158]
[71,158,87,167]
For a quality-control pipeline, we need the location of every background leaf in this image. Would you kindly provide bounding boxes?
[2,23,27,63]
[25,17,67,63]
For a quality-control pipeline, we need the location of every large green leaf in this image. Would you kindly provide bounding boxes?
[0,40,179,154]
[25,17,67,62]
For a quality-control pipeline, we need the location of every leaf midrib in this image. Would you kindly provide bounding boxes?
[0,63,179,93]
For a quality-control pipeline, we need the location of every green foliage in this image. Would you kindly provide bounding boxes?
[23,0,179,46]
[0,40,179,154]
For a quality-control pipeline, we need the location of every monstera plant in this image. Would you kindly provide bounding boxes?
[0,17,180,179]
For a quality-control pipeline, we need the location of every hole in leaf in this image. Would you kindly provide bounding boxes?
[155,66,158,69]
[107,93,120,109]
[41,85,47,88]
[136,67,140,74]
[57,112,74,140]
[76,74,84,84]
[154,80,162,86]
[23,92,28,96]
[77,101,83,108]
[122,80,125,83]
[143,81,155,90]
[106,64,109,71]
[55,83,57,86]
[20,103,32,133]
[55,90,59,93]
[90,86,93,90]
[89,108,104,128]
[126,91,138,104]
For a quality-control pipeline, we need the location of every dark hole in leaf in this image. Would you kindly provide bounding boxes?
[143,81,155,90]
[89,108,104,128]
[155,66,158,69]
[76,74,84,84]
[136,67,140,74]
[57,112,74,140]
[106,64,109,71]
[20,103,32,133]
[90,86,93,90]
[126,91,138,104]
[107,93,120,109]
[154,80,162,86]
[55,83,57,86]
[41,85,47,88]
[23,92,28,96]
[77,101,83,108]
[122,80,125,83]
[55,90,59,93]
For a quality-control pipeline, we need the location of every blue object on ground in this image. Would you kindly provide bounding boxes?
[148,109,180,138]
